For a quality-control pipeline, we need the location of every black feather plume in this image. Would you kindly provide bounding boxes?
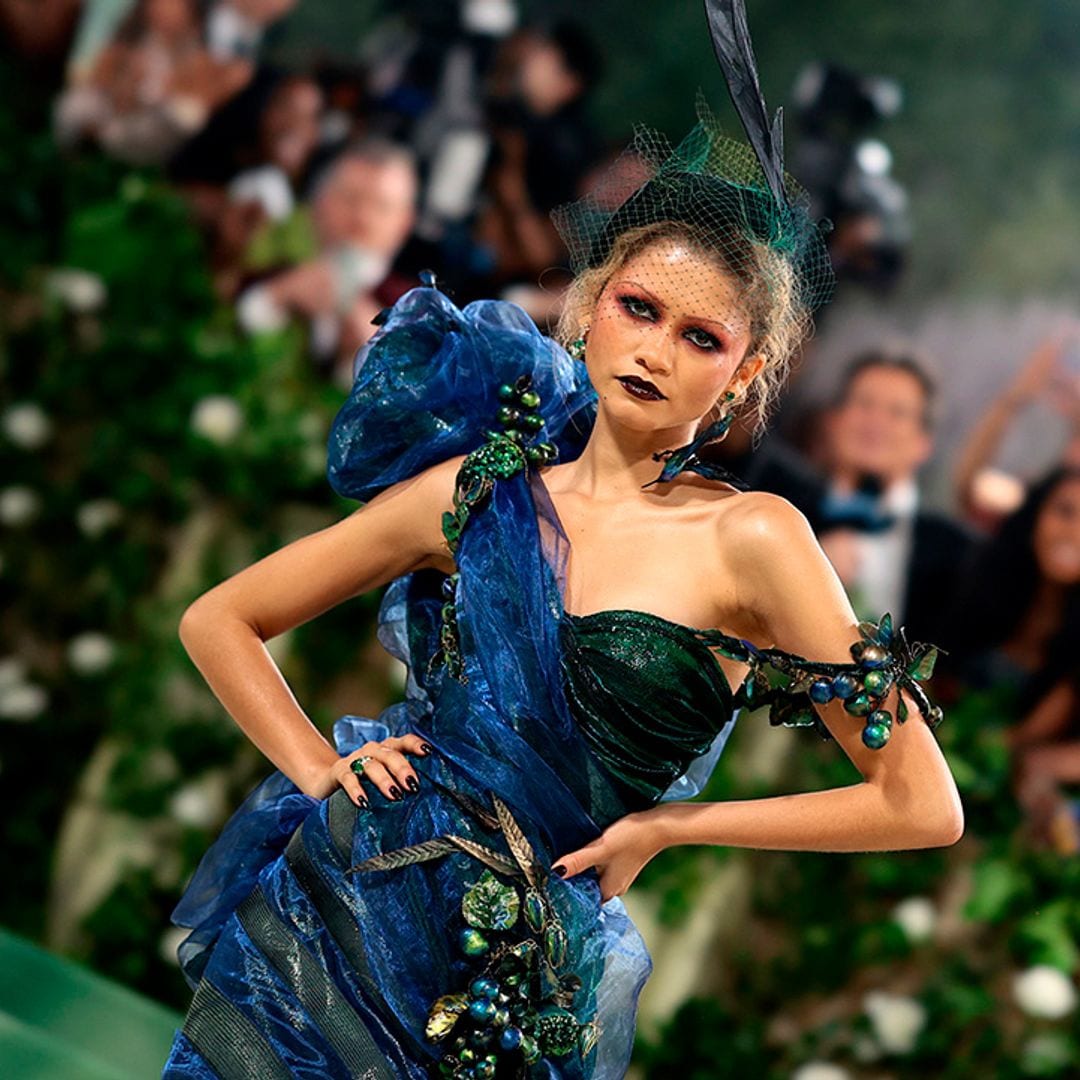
[702,0,789,209]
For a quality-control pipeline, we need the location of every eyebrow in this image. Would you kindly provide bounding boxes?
[612,278,742,337]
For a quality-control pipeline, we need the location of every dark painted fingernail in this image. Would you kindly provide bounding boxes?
[357,796,368,809]
[406,776,419,793]
[552,864,567,877]
[420,742,434,755]
[388,785,402,801]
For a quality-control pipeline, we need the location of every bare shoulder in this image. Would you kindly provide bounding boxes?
[716,489,815,551]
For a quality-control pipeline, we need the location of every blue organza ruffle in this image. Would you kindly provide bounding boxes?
[327,288,597,504]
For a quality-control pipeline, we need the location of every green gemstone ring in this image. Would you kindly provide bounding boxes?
[350,755,374,777]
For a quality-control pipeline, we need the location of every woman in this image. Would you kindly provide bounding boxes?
[944,466,1080,848]
[161,6,962,1078]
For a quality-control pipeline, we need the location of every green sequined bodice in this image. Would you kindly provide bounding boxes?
[558,608,737,807]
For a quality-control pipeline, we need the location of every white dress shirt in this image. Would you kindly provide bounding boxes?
[831,475,920,622]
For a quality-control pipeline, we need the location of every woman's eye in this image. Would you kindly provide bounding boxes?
[684,327,721,351]
[619,295,657,321]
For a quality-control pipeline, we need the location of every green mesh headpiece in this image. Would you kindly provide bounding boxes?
[551,91,835,317]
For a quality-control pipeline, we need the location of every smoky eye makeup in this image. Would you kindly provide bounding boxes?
[683,325,723,351]
[614,286,729,352]
[617,293,659,321]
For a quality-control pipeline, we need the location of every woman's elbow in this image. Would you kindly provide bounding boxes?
[928,806,965,847]
[178,595,235,650]
[874,775,965,849]
[911,793,965,849]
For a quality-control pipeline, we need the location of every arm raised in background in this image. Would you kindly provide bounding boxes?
[177,454,464,802]
[953,334,1067,517]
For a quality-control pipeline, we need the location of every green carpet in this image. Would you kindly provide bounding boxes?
[0,927,182,1079]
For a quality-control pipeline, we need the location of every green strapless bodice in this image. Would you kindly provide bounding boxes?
[558,607,737,807]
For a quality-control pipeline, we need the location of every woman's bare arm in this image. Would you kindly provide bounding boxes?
[177,454,463,799]
[953,336,1063,515]
[654,494,964,853]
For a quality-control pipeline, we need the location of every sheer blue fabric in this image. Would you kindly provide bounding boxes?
[163,287,741,1079]
[326,287,597,505]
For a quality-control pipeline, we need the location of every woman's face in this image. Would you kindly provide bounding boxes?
[583,237,759,437]
[261,77,324,177]
[1032,476,1080,586]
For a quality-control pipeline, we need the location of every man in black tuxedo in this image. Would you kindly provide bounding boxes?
[744,349,978,652]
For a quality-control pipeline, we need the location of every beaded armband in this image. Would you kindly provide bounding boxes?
[696,613,944,749]
[430,374,558,684]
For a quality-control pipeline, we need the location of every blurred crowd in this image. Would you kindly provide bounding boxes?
[38,0,607,386]
[5,0,1080,854]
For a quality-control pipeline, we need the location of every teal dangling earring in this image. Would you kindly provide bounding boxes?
[568,330,588,362]
[709,389,737,437]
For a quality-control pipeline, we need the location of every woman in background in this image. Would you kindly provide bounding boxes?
[945,466,1080,849]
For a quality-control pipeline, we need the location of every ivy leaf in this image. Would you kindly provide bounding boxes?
[462,868,520,930]
[759,661,793,691]
[907,645,939,681]
[425,993,469,1041]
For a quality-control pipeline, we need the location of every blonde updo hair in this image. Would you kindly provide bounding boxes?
[553,219,814,442]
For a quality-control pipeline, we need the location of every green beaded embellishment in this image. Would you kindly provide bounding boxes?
[432,373,559,684]
[698,612,945,750]
[348,784,597,1077]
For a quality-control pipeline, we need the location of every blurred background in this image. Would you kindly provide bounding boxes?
[2,1,1080,1077]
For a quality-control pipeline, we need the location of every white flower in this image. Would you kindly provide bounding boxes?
[159,925,189,967]
[45,267,107,313]
[892,895,937,943]
[168,774,227,829]
[0,682,48,721]
[191,395,243,445]
[2,403,52,449]
[67,632,116,675]
[1013,965,1078,1019]
[76,498,122,538]
[0,656,27,688]
[791,1063,851,1080]
[863,990,926,1054]
[0,486,41,526]
[236,285,288,334]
